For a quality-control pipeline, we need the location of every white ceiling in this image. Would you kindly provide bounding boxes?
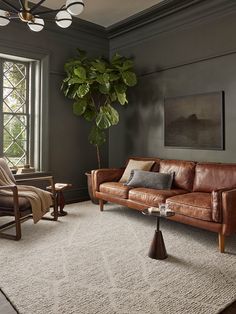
[31,0,164,27]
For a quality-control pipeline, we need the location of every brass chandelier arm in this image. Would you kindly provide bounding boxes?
[8,15,21,19]
[29,0,47,13]
[0,0,19,13]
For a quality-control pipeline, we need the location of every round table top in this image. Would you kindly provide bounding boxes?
[142,208,175,218]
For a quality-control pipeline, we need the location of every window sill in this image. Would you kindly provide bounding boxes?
[14,171,51,180]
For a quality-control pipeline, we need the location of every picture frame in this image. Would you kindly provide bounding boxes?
[164,91,225,150]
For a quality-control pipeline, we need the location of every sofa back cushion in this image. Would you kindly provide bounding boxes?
[124,157,160,172]
[159,159,196,191]
[119,159,156,183]
[193,163,236,192]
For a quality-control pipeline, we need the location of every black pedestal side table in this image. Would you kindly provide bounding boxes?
[142,208,175,260]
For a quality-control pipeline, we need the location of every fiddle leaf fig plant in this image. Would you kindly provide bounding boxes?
[61,49,137,168]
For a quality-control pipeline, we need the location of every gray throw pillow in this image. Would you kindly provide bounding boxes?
[125,170,173,190]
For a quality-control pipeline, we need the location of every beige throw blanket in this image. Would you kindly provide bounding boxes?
[0,166,53,223]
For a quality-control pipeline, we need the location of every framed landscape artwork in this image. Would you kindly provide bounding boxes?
[164,91,224,150]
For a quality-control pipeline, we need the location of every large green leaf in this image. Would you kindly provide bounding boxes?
[111,53,122,65]
[64,84,78,99]
[63,85,70,97]
[89,125,106,146]
[96,106,112,129]
[103,73,110,83]
[64,60,81,73]
[122,60,134,71]
[82,102,96,121]
[96,75,104,85]
[68,77,84,85]
[63,77,70,83]
[106,104,119,125]
[109,72,120,81]
[110,92,117,102]
[114,83,127,94]
[96,73,110,85]
[99,83,110,94]
[83,107,96,121]
[96,105,119,129]
[73,99,87,116]
[77,84,90,98]
[71,84,80,99]
[61,81,66,91]
[74,66,86,80]
[91,60,106,73]
[88,71,97,80]
[122,71,137,86]
[117,92,128,105]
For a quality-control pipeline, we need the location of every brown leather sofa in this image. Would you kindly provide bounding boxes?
[92,157,236,253]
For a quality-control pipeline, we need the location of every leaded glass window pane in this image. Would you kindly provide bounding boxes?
[1,59,30,167]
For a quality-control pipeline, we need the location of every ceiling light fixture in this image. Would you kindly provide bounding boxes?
[0,0,84,32]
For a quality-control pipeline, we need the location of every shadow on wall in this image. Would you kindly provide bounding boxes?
[124,73,162,157]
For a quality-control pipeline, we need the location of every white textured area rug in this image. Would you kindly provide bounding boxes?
[0,201,236,314]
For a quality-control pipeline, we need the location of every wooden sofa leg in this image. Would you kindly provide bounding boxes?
[99,199,104,212]
[218,233,225,253]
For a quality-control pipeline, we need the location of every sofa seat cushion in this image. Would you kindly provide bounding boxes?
[99,182,133,199]
[128,188,187,207]
[166,192,212,221]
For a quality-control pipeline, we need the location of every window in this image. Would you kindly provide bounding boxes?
[0,57,36,168]
[0,50,49,172]
[0,59,30,167]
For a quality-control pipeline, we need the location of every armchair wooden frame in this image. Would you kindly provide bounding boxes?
[0,176,58,241]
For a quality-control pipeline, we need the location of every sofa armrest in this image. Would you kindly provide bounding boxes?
[221,188,236,235]
[91,168,125,192]
[211,188,231,222]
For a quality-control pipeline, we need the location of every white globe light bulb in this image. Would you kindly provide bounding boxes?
[66,0,84,16]
[56,10,72,28]
[28,17,44,32]
[0,10,10,26]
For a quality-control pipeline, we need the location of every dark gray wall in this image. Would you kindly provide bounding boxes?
[109,0,236,167]
[2,0,236,199]
[0,19,109,201]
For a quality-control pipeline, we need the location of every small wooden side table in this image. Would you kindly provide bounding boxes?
[47,183,72,216]
[142,208,175,260]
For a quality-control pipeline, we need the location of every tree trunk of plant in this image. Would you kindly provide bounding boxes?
[96,144,101,169]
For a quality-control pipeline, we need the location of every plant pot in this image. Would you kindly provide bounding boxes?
[85,172,99,204]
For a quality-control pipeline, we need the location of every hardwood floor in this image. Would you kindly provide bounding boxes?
[0,289,236,313]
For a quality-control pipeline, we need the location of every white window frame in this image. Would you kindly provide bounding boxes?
[0,45,49,172]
